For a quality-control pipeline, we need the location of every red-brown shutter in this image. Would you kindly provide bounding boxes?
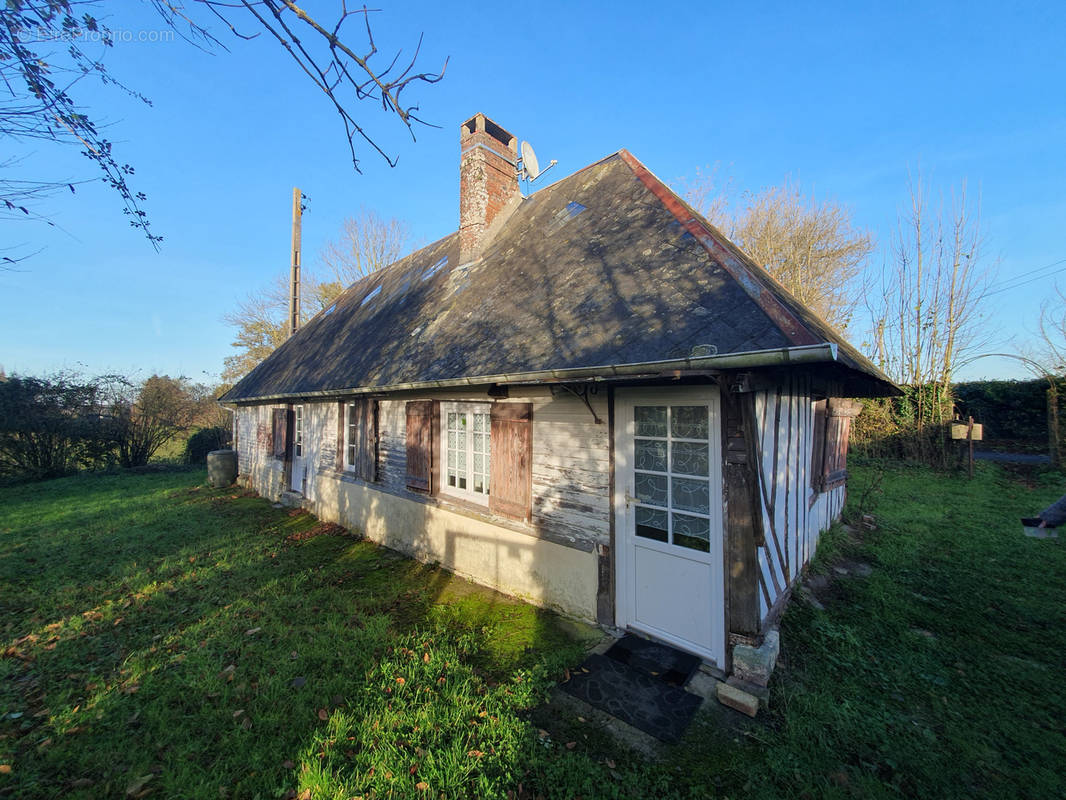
[272,408,290,460]
[489,403,533,521]
[357,400,379,482]
[822,415,851,489]
[406,400,437,493]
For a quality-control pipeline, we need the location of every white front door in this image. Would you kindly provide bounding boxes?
[614,387,725,664]
[290,404,306,493]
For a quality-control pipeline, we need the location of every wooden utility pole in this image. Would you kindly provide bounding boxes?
[288,187,302,338]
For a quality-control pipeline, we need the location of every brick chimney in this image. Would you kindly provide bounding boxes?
[459,113,519,262]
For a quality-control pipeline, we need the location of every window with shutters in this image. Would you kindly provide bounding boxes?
[404,399,531,520]
[343,399,378,482]
[441,402,491,504]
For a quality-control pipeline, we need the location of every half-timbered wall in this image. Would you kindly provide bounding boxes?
[752,374,846,624]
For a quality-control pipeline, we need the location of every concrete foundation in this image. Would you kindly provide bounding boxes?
[301,473,599,622]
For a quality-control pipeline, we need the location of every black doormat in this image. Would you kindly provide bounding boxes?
[604,634,702,687]
[560,653,702,742]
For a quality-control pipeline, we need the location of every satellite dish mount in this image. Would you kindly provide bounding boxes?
[518,140,557,190]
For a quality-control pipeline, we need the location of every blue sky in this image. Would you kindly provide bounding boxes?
[2,0,1064,384]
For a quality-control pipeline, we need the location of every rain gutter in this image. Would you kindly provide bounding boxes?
[223,343,840,404]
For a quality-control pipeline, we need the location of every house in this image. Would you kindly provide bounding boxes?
[220,113,896,673]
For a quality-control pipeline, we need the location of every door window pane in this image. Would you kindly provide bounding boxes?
[671,405,708,440]
[635,406,668,438]
[671,441,709,476]
[635,472,668,507]
[635,506,668,542]
[635,438,668,472]
[672,476,710,515]
[673,513,710,552]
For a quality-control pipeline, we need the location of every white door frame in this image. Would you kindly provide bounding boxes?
[613,386,726,664]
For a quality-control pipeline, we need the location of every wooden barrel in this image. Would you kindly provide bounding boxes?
[207,449,238,488]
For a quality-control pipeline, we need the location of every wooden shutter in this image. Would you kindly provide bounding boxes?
[357,400,379,482]
[489,403,533,521]
[272,408,290,460]
[810,399,827,492]
[405,400,438,493]
[821,398,860,490]
[338,399,380,481]
[822,415,850,489]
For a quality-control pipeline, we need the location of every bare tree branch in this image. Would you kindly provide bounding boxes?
[0,1,446,252]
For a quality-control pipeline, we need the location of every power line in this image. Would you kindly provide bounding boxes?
[985,257,1066,297]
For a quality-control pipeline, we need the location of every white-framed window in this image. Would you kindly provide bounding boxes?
[345,401,359,470]
[441,402,491,503]
[293,404,303,457]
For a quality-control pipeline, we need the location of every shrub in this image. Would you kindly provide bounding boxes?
[183,425,232,465]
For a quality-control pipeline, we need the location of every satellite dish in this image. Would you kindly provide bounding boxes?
[520,141,540,181]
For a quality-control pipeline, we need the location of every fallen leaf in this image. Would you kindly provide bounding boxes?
[565,741,576,750]
[467,749,484,758]
[241,717,252,730]
[317,708,328,721]
[297,790,311,800]
[0,764,11,774]
[415,782,429,791]
[218,665,235,681]
[423,652,430,663]
[126,773,154,797]
[395,677,405,686]
[233,710,245,718]
[245,627,261,636]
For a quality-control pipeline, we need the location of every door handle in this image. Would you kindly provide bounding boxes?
[624,490,639,507]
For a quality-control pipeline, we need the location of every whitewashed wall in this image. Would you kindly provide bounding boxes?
[372,387,610,551]
[232,387,610,617]
[234,402,286,500]
[752,374,846,623]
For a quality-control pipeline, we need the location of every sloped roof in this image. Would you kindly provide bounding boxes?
[221,151,895,403]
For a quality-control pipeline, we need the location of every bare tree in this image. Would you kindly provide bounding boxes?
[870,175,993,388]
[223,208,409,381]
[222,275,304,383]
[0,1,445,250]
[1036,284,1066,375]
[318,207,412,295]
[684,175,873,330]
[867,174,994,448]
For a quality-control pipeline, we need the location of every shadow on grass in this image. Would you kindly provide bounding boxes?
[0,471,596,799]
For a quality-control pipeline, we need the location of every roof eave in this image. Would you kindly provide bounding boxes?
[220,343,895,403]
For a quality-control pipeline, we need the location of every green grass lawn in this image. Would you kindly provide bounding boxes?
[1,462,1064,799]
